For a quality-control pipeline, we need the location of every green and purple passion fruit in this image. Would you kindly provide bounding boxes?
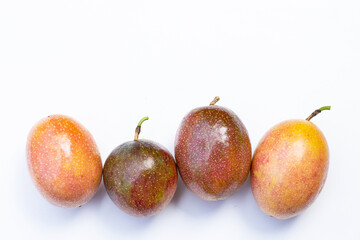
[103,117,178,217]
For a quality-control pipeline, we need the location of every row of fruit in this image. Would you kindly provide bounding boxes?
[26,97,330,220]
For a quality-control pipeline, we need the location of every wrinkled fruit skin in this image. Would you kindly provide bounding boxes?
[27,115,102,208]
[103,140,178,217]
[251,120,329,219]
[175,105,252,201]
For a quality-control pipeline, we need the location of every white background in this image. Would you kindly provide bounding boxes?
[1,0,359,239]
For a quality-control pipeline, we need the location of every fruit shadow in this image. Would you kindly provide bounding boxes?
[230,176,298,233]
[20,160,153,235]
[96,186,154,234]
[170,175,225,218]
[85,180,106,208]
[18,161,82,227]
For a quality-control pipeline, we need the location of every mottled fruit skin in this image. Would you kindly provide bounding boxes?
[175,105,252,201]
[251,120,329,219]
[103,140,178,217]
[26,115,103,208]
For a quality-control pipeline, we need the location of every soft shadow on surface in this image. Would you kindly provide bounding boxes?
[19,162,81,227]
[97,194,154,233]
[170,173,185,205]
[171,176,225,217]
[86,181,107,208]
[230,176,298,232]
[21,154,153,234]
[97,176,154,232]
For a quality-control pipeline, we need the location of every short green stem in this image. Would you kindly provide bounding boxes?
[306,106,331,121]
[134,116,149,141]
[318,106,331,111]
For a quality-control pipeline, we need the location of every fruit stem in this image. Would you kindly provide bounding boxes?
[210,96,220,105]
[134,116,149,141]
[306,106,331,121]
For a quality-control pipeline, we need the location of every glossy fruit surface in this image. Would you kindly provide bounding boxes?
[251,119,329,219]
[175,97,251,201]
[26,115,102,208]
[103,118,177,217]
